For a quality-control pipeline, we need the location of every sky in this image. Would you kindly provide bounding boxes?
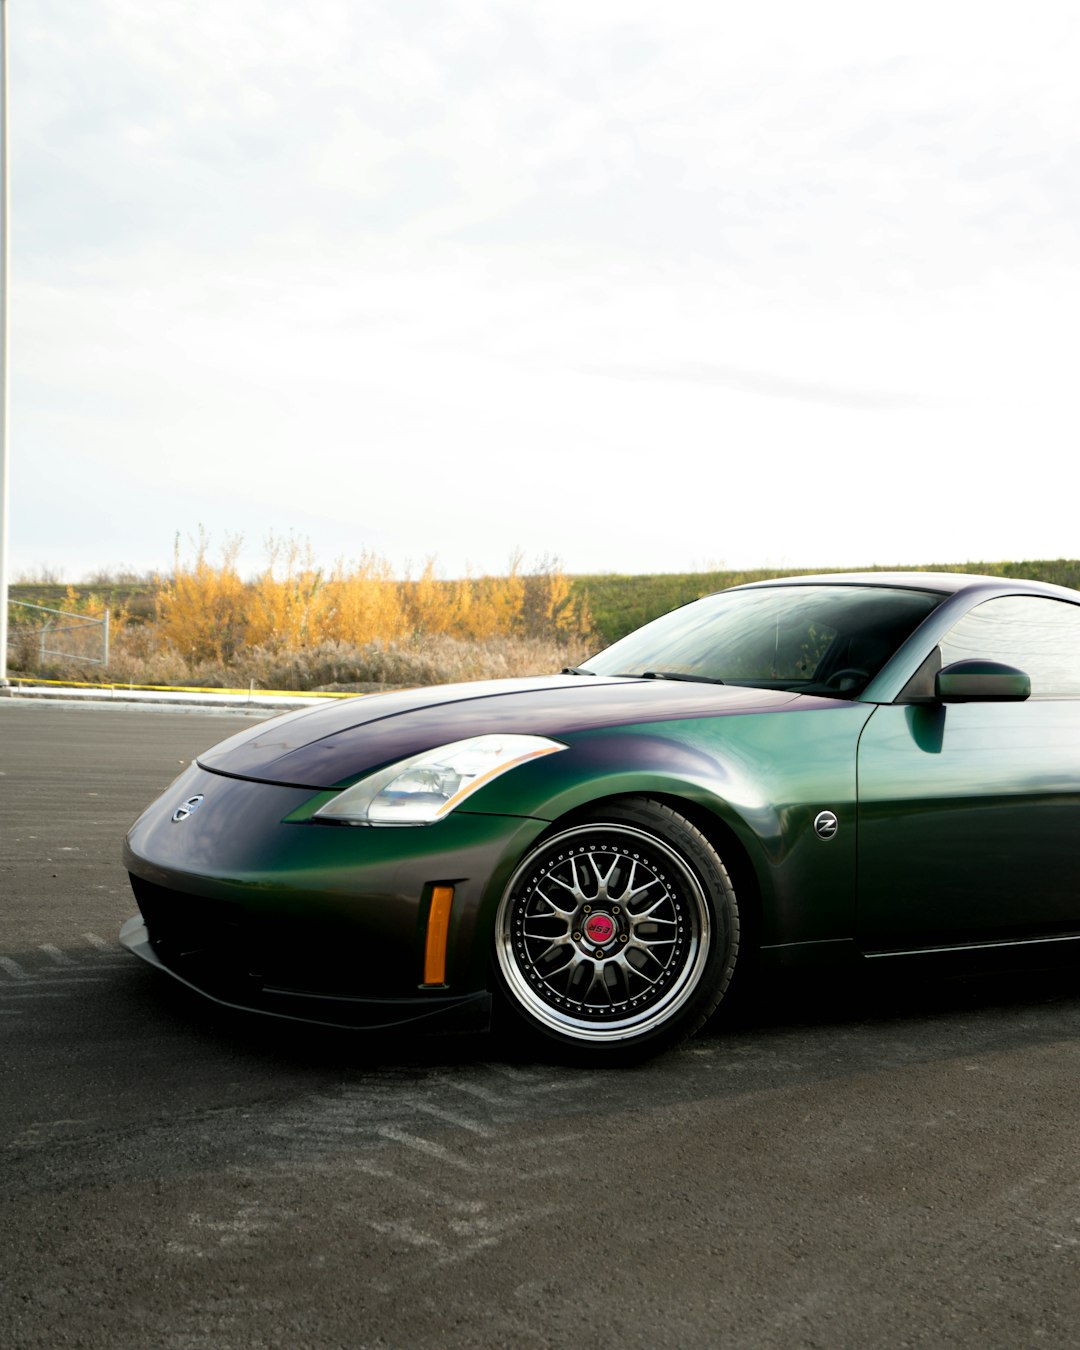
[8,0,1080,581]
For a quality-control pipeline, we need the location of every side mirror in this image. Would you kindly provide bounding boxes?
[936,659,1031,704]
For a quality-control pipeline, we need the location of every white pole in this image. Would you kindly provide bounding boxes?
[0,0,10,687]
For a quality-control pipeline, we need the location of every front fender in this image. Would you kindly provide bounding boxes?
[461,706,874,947]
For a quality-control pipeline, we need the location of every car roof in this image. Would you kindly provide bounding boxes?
[728,571,1080,601]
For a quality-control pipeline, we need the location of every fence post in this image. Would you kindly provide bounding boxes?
[103,608,110,667]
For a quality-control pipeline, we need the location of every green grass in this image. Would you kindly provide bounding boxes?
[570,559,1080,642]
[9,581,157,624]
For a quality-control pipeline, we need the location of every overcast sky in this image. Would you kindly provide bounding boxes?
[9,1,1080,580]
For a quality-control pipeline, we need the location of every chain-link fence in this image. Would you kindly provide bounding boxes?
[10,601,111,667]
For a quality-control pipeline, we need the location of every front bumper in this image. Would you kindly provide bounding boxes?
[122,762,547,1032]
[120,916,493,1032]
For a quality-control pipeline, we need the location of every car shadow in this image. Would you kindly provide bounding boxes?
[711,956,1080,1034]
[117,950,1080,1081]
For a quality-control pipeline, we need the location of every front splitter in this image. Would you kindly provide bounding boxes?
[119,916,493,1034]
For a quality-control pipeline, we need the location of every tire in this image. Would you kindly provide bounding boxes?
[493,799,739,1064]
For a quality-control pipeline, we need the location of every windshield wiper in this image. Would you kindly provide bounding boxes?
[626,671,726,685]
[561,665,596,675]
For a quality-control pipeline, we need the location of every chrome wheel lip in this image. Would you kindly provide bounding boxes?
[495,823,712,1044]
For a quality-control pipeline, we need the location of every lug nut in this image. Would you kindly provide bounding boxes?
[583,904,592,913]
[572,931,582,942]
[612,906,621,915]
[619,934,628,943]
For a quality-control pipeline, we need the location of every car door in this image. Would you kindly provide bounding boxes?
[856,595,1080,951]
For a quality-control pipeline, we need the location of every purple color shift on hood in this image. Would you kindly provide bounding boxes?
[196,675,805,789]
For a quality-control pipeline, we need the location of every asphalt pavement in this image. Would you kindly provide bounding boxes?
[2,699,1080,1349]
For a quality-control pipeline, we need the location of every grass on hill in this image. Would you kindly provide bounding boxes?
[571,558,1080,642]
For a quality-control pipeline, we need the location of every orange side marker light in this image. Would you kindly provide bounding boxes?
[423,885,455,986]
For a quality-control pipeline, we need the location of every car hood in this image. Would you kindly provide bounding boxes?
[197,675,805,789]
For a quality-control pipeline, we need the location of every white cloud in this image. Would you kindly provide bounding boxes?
[9,1,1080,580]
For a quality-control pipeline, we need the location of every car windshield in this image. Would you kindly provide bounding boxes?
[580,584,945,697]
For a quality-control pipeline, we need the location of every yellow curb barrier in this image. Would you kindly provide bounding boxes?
[7,676,361,699]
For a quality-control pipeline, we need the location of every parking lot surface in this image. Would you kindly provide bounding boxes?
[2,700,1079,1349]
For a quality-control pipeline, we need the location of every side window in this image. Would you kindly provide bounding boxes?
[939,597,1080,698]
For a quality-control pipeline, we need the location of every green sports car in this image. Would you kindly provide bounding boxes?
[122,571,1080,1062]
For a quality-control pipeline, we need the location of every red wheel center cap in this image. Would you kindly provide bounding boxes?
[583,912,617,946]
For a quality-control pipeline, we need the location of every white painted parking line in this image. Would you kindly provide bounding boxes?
[6,976,110,987]
[375,1124,477,1170]
[368,1219,447,1254]
[39,945,79,967]
[369,1201,564,1267]
[439,1204,564,1266]
[485,1063,544,1083]
[0,992,68,1000]
[513,1074,603,1093]
[0,956,30,981]
[434,1077,514,1107]
[353,1160,483,1213]
[487,1131,584,1153]
[411,1101,496,1138]
[83,932,111,950]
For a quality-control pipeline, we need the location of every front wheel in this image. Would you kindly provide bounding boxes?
[493,799,739,1064]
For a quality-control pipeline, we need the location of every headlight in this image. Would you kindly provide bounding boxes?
[313,734,566,826]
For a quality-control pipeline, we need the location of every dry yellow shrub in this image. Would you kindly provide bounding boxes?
[401,559,445,637]
[322,553,406,644]
[156,533,249,663]
[244,537,330,649]
[148,535,592,671]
